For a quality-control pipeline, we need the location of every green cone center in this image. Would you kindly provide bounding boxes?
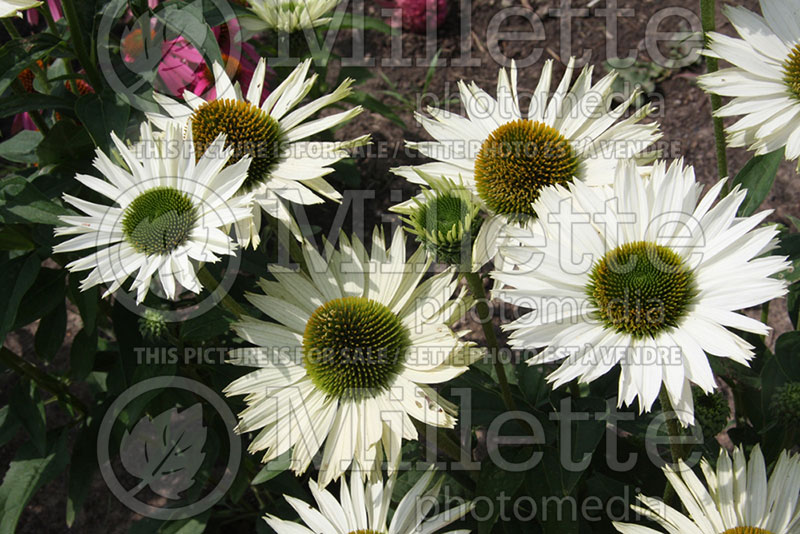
[410,191,482,265]
[303,297,409,399]
[122,187,198,256]
[190,98,283,193]
[784,44,800,99]
[588,241,695,339]
[474,119,579,218]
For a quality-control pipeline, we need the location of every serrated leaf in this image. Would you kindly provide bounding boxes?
[120,404,207,500]
[733,147,784,217]
[0,430,69,534]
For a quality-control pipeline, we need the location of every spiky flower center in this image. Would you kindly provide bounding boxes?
[784,44,800,99]
[588,241,695,339]
[409,191,482,266]
[190,99,283,193]
[303,297,410,400]
[771,381,800,426]
[694,388,730,438]
[122,187,198,256]
[348,531,385,534]
[720,529,773,534]
[474,119,579,218]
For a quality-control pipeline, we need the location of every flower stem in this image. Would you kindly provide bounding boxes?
[196,267,246,319]
[700,0,730,188]
[463,271,516,412]
[0,347,87,417]
[659,387,685,506]
[61,0,103,90]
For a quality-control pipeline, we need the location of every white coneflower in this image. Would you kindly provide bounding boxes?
[698,0,800,166]
[615,445,800,534]
[241,0,341,34]
[392,58,660,266]
[0,0,41,18]
[149,58,368,247]
[54,122,253,304]
[224,227,480,487]
[492,159,787,426]
[265,467,473,534]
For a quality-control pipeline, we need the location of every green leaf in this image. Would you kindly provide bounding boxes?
[733,147,785,217]
[0,406,20,449]
[74,92,131,154]
[9,382,47,456]
[476,456,526,534]
[0,430,69,534]
[68,274,98,334]
[179,306,232,342]
[0,252,41,342]
[66,418,99,527]
[517,363,548,407]
[13,267,67,330]
[251,450,291,485]
[34,299,67,361]
[0,227,35,251]
[775,233,800,283]
[788,282,800,330]
[0,130,44,164]
[159,511,211,534]
[0,94,74,119]
[69,328,98,380]
[0,176,69,226]
[36,120,95,167]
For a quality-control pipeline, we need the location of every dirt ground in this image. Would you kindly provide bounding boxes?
[3,0,799,532]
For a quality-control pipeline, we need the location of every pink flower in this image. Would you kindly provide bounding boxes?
[382,0,448,33]
[26,0,63,26]
[190,19,273,103]
[121,18,205,99]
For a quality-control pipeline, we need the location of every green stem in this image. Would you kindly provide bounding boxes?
[700,0,730,188]
[659,388,685,507]
[38,4,59,33]
[61,0,103,90]
[2,17,21,38]
[196,267,246,319]
[761,300,771,342]
[0,347,87,417]
[463,271,516,412]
